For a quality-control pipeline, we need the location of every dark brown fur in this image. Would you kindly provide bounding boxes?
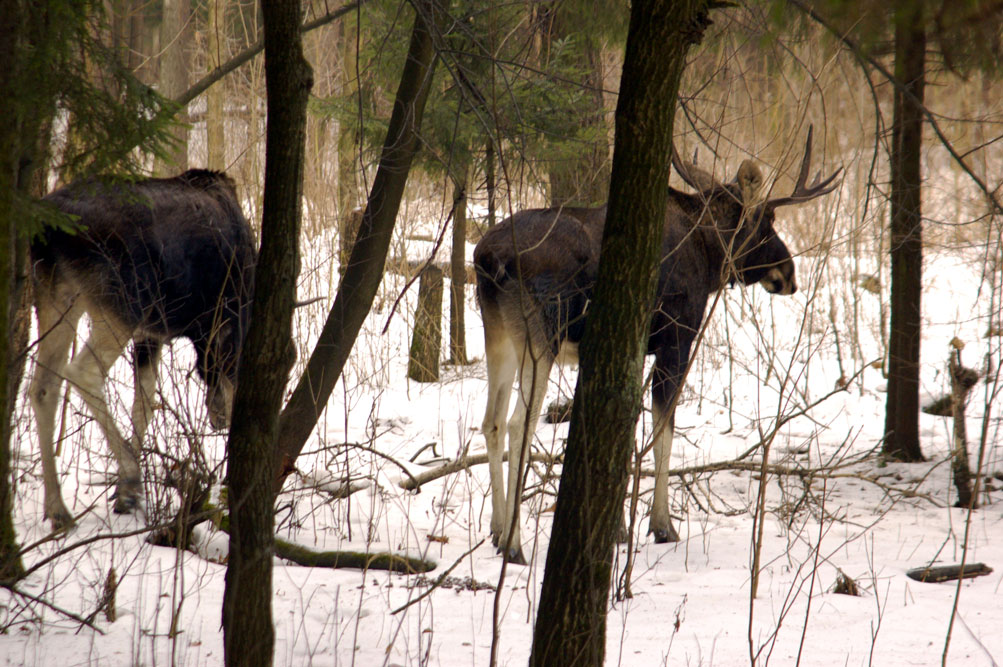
[474,130,838,563]
[29,169,256,530]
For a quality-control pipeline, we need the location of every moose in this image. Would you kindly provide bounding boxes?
[474,127,840,564]
[29,169,256,531]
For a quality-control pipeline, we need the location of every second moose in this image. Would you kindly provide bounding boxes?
[474,127,840,564]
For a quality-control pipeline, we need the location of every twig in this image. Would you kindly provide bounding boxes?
[1,582,103,632]
[391,539,485,615]
[788,0,1003,217]
[174,2,364,107]
[399,451,562,491]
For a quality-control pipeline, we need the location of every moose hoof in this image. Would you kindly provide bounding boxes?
[499,545,527,566]
[112,478,142,514]
[617,522,630,544]
[45,506,76,533]
[651,525,680,544]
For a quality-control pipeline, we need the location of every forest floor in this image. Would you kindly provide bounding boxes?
[2,221,1001,666]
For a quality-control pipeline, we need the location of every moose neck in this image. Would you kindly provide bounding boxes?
[674,188,753,292]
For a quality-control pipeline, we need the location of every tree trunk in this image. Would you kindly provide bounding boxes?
[408,265,443,382]
[485,136,496,227]
[272,0,444,489]
[221,0,312,664]
[883,2,926,463]
[155,0,192,173]
[449,164,469,364]
[206,0,227,171]
[336,15,361,275]
[0,10,22,577]
[529,3,712,665]
[0,0,58,584]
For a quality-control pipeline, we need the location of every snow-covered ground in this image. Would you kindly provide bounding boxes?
[2,206,1002,666]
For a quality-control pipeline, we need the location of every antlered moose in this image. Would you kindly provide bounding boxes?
[29,170,256,531]
[474,127,840,564]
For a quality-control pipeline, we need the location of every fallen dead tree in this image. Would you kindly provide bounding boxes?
[906,563,993,583]
[274,538,435,573]
[393,447,936,504]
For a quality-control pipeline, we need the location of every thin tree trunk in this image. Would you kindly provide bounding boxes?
[272,0,444,488]
[221,0,312,664]
[449,162,469,364]
[336,14,360,275]
[529,2,712,665]
[883,1,926,462]
[206,0,227,171]
[155,0,192,173]
[485,136,496,227]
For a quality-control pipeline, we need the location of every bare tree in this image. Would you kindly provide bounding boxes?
[271,0,446,487]
[883,0,926,462]
[155,0,193,173]
[530,1,714,664]
[222,0,313,664]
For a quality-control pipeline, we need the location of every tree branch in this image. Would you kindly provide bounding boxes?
[788,0,1003,216]
[174,1,363,108]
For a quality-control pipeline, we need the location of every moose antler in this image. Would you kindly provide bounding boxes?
[765,125,842,209]
[671,144,719,192]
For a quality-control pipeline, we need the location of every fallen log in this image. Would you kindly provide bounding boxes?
[274,538,436,573]
[906,563,993,583]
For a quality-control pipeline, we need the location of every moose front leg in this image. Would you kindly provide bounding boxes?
[130,339,162,451]
[650,399,680,543]
[64,317,142,515]
[650,358,682,543]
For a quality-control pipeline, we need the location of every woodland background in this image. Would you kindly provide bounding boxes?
[1,0,1002,665]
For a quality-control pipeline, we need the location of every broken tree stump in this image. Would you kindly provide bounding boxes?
[948,346,980,508]
[408,265,443,382]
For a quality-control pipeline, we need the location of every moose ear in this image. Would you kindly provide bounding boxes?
[736,160,763,204]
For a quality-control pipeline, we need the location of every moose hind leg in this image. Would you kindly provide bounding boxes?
[64,315,141,514]
[29,299,80,530]
[500,348,552,565]
[482,332,518,551]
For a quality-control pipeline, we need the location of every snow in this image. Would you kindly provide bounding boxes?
[2,211,1002,667]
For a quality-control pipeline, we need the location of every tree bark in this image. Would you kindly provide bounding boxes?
[0,0,23,581]
[883,1,926,463]
[222,0,312,664]
[272,0,444,488]
[485,136,496,227]
[155,0,192,173]
[408,265,443,382]
[336,13,361,275]
[0,0,58,584]
[449,163,469,364]
[206,0,227,171]
[529,2,712,665]
[948,349,978,508]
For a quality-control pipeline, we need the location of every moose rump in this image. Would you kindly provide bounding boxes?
[29,169,256,530]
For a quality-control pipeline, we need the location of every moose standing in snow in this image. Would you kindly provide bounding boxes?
[29,170,256,531]
[474,127,840,564]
